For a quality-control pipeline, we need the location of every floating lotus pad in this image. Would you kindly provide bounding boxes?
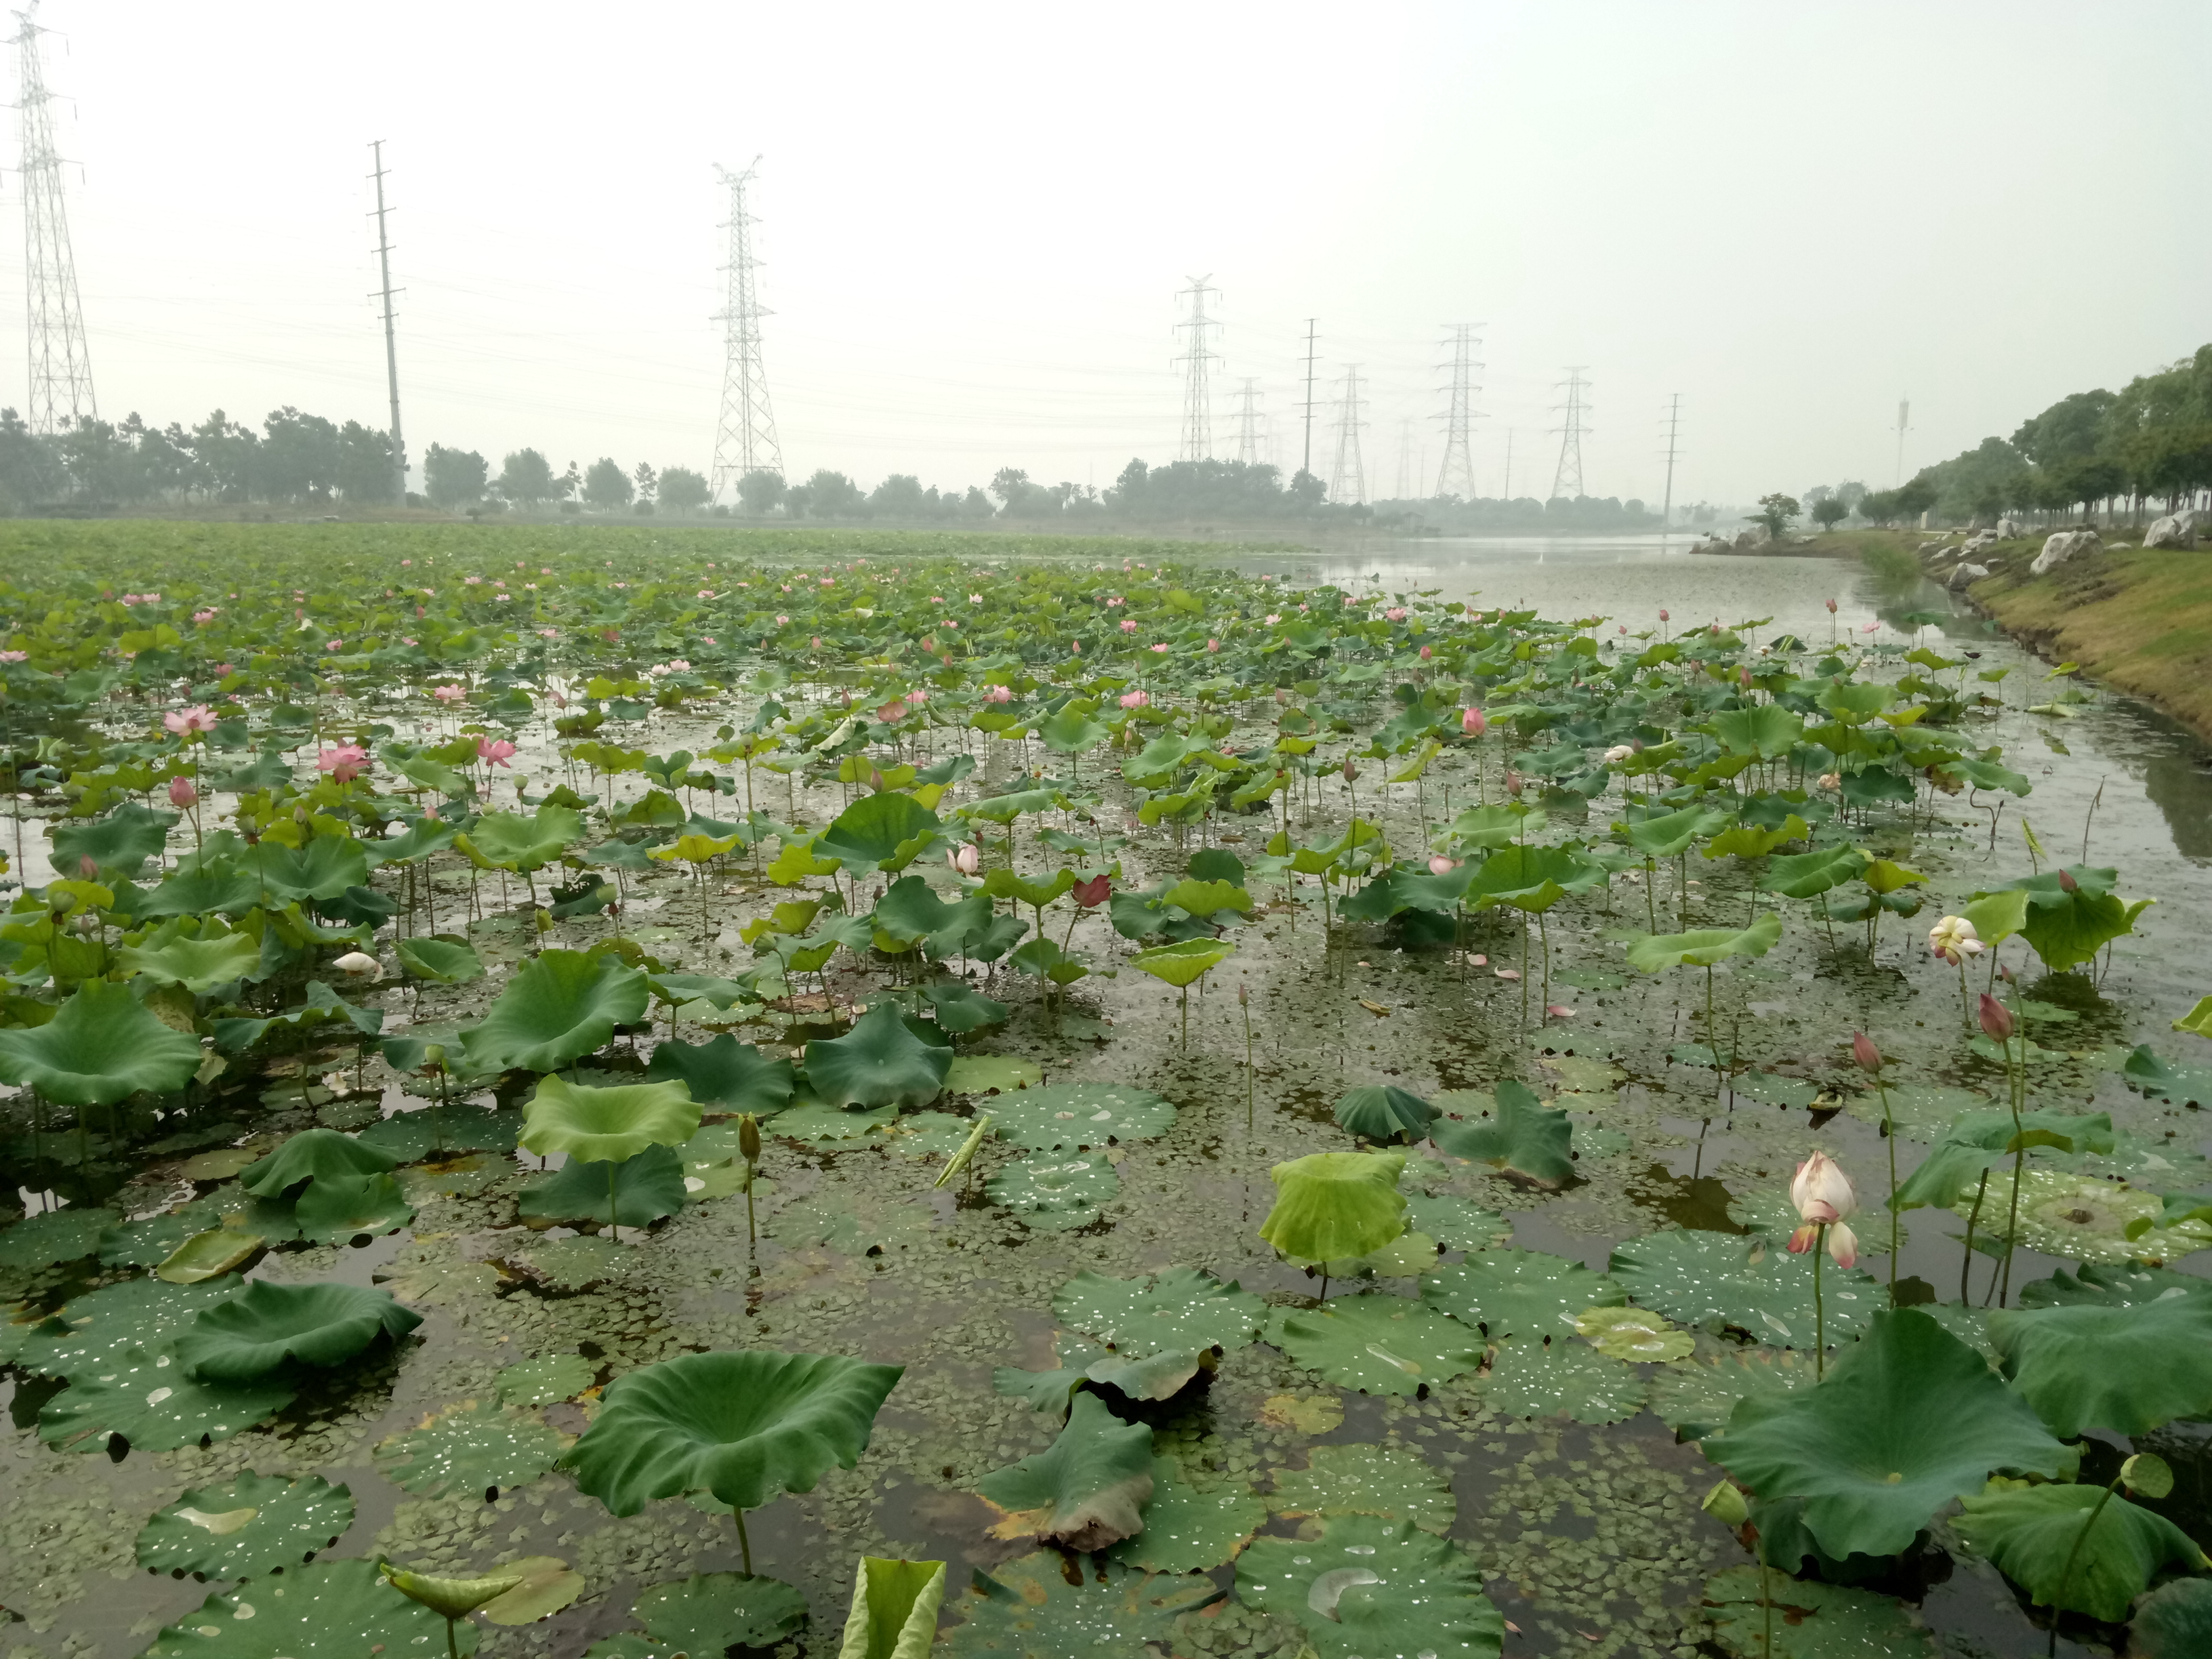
[976,1391,1155,1552]
[140,1557,474,1659]
[988,1151,1120,1229]
[1235,1513,1502,1659]
[987,1083,1177,1151]
[0,1206,123,1269]
[39,1344,296,1452]
[1479,1336,1646,1424]
[1264,1296,1482,1395]
[633,1572,810,1652]
[1107,1456,1266,1574]
[495,1351,598,1407]
[375,1400,566,1498]
[17,1273,245,1379]
[135,1472,355,1580]
[1054,1267,1265,1357]
[175,1282,423,1382]
[1420,1248,1623,1339]
[1267,1441,1456,1534]
[943,1552,1221,1656]
[1607,1227,1881,1348]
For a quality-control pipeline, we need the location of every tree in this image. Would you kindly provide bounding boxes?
[1749,493,1801,537]
[1811,496,1848,531]
[796,469,865,517]
[1893,474,1939,518]
[497,449,557,510]
[0,408,64,510]
[989,466,1030,508]
[334,421,396,503]
[258,407,344,502]
[736,469,785,515]
[556,461,581,504]
[2011,388,2116,467]
[868,473,925,518]
[632,462,657,506]
[1835,480,1868,516]
[658,466,710,515]
[424,444,488,508]
[582,457,633,511]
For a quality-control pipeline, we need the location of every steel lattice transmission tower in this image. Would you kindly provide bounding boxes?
[1329,364,1367,505]
[1549,367,1591,500]
[1173,275,1221,462]
[1659,393,1682,532]
[1231,377,1263,465]
[1433,324,1481,499]
[13,4,94,435]
[710,157,783,503]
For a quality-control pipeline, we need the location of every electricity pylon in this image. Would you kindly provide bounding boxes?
[13,3,94,434]
[1550,367,1590,500]
[710,157,783,502]
[1232,377,1263,465]
[368,141,406,504]
[1659,394,1682,532]
[1329,364,1367,505]
[1434,324,1481,499]
[1173,275,1221,462]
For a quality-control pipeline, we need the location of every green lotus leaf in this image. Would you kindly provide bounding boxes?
[457,805,583,872]
[1954,1479,2206,1623]
[1465,842,1601,913]
[1402,1193,1513,1252]
[0,1204,121,1269]
[987,1082,1176,1151]
[211,980,384,1055]
[2000,870,2154,972]
[0,978,203,1105]
[1419,1248,1623,1339]
[804,1001,952,1109]
[632,1572,811,1651]
[1765,843,1870,901]
[293,1172,414,1244]
[375,1399,566,1498]
[394,935,483,983]
[1987,1294,2212,1437]
[1607,1227,1883,1348]
[1054,1266,1266,1357]
[921,977,1008,1033]
[39,1343,295,1452]
[157,1227,266,1284]
[140,1557,474,1659]
[1958,1166,2211,1265]
[1036,707,1110,754]
[135,1471,355,1580]
[770,1099,898,1143]
[1646,1343,1818,1441]
[518,1144,687,1229]
[1236,1513,1502,1659]
[52,801,179,878]
[872,875,960,945]
[1891,1107,2114,1210]
[459,947,649,1074]
[2016,1261,2212,1308]
[987,1150,1119,1229]
[521,1074,701,1163]
[513,1233,636,1292]
[1334,1085,1439,1143]
[584,1637,682,1659]
[646,1034,795,1113]
[943,1054,1043,1094]
[1082,1348,1204,1402]
[942,1551,1222,1657]
[16,1273,242,1378]
[1107,1458,1265,1574]
[356,1105,522,1162]
[479,1556,586,1626]
[1127,937,1234,989]
[1479,1334,1646,1423]
[2132,1578,2212,1659]
[382,1565,527,1622]
[976,1391,1154,1551]
[1617,803,1734,859]
[1622,910,1782,972]
[1574,1304,1695,1361]
[1266,1441,1456,1534]
[1260,1150,1408,1263]
[1429,1080,1574,1183]
[1698,1564,1934,1659]
[237,1127,401,1197]
[121,920,264,992]
[245,835,372,903]
[1709,705,1805,759]
[1264,1294,1483,1395]
[560,1348,903,1515]
[137,864,266,920]
[495,1351,597,1407]
[1704,1308,2071,1564]
[819,792,942,870]
[176,1281,423,1382]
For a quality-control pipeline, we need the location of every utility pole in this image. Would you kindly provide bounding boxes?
[1659,393,1682,535]
[1232,377,1263,466]
[14,3,94,435]
[711,157,784,504]
[1329,365,1367,506]
[1893,397,1911,486]
[367,141,406,504]
[1298,319,1320,478]
[1434,323,1481,499]
[1173,275,1221,462]
[1550,367,1590,500]
[1503,429,1514,500]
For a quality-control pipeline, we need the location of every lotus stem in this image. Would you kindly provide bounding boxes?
[1812,1225,1826,1380]
[2049,1477,2119,1655]
[606,1158,620,1245]
[1875,1076,1898,1301]
[1999,994,2025,1309]
[733,1504,753,1576]
[1963,1168,1989,1305]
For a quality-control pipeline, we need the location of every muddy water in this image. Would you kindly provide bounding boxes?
[4,536,2210,1659]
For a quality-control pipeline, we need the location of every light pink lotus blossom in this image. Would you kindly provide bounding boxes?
[1150,642,1168,653]
[1120,619,1138,633]
[192,609,218,625]
[1494,967,1520,981]
[1429,855,1456,876]
[477,737,516,769]
[169,775,199,808]
[1206,638,1221,652]
[1265,613,1282,624]
[1386,607,1408,622]
[985,684,1013,703]
[1119,689,1150,709]
[1460,707,1487,736]
[949,843,981,877]
[165,704,218,736]
[0,649,26,663]
[319,743,370,783]
[432,684,466,703]
[1929,916,1983,965]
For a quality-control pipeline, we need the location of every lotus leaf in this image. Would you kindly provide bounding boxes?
[140,1557,474,1659]
[39,1343,295,1452]
[1987,1294,2212,1437]
[457,805,583,872]
[1420,1248,1622,1338]
[121,922,264,992]
[804,1000,952,1109]
[237,1127,399,1196]
[1082,1347,1205,1401]
[921,977,1008,1033]
[521,1075,701,1164]
[1699,1564,1934,1659]
[645,1034,794,1113]
[53,801,178,877]
[987,1082,1176,1150]
[375,1400,566,1497]
[17,1273,243,1378]
[514,1233,635,1291]
[1334,1084,1439,1143]
[1402,1193,1513,1251]
[819,792,942,869]
[1266,1441,1456,1534]
[987,1150,1120,1228]
[1429,1080,1574,1183]
[1127,937,1235,988]
[771,1099,899,1142]
[1263,1294,1482,1395]
[836,1556,946,1659]
[478,1557,586,1626]
[176,1281,423,1381]
[562,1348,903,1515]
[943,1054,1042,1094]
[0,1204,121,1269]
[1480,1335,1646,1423]
[459,948,649,1074]
[518,1143,687,1229]
[2017,1261,2212,1308]
[1260,1149,1408,1263]
[157,1227,267,1284]
[1891,1107,2114,1211]
[1622,910,1783,972]
[0,978,203,1105]
[1647,1343,1818,1441]
[496,1351,598,1407]
[1607,1227,1882,1347]
[977,1391,1155,1551]
[1954,1479,2206,1623]
[356,1105,521,1161]
[1107,1457,1265,1574]
[2132,1578,2212,1659]
[1960,1166,2211,1265]
[1576,1304,1696,1361]
[135,1472,355,1580]
[294,1172,414,1244]
[943,1551,1221,1657]
[1704,1309,2071,1564]
[394,935,483,983]
[1236,1513,1502,1659]
[245,836,372,903]
[1054,1266,1265,1357]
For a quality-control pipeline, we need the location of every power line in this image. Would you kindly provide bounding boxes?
[1232,376,1262,466]
[367,140,406,504]
[710,157,783,501]
[1172,274,1220,462]
[1298,318,1319,478]
[1659,392,1681,533]
[1550,366,1590,500]
[1329,363,1366,505]
[14,2,94,434]
[1433,323,1481,499]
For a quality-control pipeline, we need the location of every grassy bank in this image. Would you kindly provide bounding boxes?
[1963,537,2212,738]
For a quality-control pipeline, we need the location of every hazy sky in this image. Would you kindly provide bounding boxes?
[9,1,2208,507]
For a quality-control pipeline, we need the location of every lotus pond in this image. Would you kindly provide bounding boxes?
[3,522,2212,1659]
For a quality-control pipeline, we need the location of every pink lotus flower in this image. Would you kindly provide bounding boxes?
[811,636,823,649]
[192,609,218,625]
[969,593,983,604]
[985,684,1013,703]
[477,737,516,769]
[432,684,465,703]
[1119,689,1150,709]
[216,662,234,675]
[1429,855,1456,876]
[0,649,26,663]
[1120,619,1138,633]
[776,614,790,625]
[1418,644,1432,659]
[1149,642,1168,653]
[1504,769,1523,797]
[1547,1005,1576,1019]
[908,689,928,705]
[949,843,981,877]
[1206,638,1221,652]
[1265,613,1281,624]
[1494,967,1520,981]
[1469,954,1488,966]
[1658,609,1670,621]
[325,638,344,651]
[537,628,558,638]
[1824,598,1839,613]
[465,575,483,586]
[1790,1152,1858,1225]
[878,701,909,723]
[1386,607,1408,622]
[1460,707,1487,736]
[1860,622,1880,635]
[165,704,218,736]
[319,743,370,783]
[168,775,199,808]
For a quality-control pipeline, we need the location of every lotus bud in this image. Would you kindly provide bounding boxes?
[1851,1031,1881,1074]
[333,951,383,979]
[2057,867,2078,893]
[169,774,199,809]
[1429,855,1456,876]
[1504,769,1523,798]
[1460,706,1487,737]
[1341,757,1358,782]
[1072,873,1111,907]
[75,911,98,935]
[1789,1152,1857,1224]
[2122,1452,2175,1500]
[79,855,99,879]
[380,1562,528,1622]
[1978,992,2013,1042]
[1825,597,1838,613]
[949,843,981,878]
[739,1112,762,1166]
[1701,1479,1750,1528]
[1237,983,1248,1007]
[1658,608,1670,622]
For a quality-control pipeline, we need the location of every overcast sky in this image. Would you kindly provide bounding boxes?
[10,1,2208,507]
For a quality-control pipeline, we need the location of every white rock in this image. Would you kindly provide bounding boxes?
[1734,523,1772,551]
[1995,516,2028,538]
[2030,529,2101,577]
[2143,510,2199,550]
[1944,562,1990,590]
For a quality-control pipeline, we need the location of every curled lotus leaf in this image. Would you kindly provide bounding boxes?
[1259,1150,1408,1263]
[519,1143,688,1229]
[394,935,483,983]
[837,1556,947,1659]
[520,1075,701,1164]
[140,1557,476,1659]
[176,1281,423,1382]
[119,921,264,993]
[478,1557,586,1626]
[1429,1080,1574,1184]
[1954,1480,2206,1623]
[0,978,203,1106]
[977,1391,1155,1552]
[1127,937,1235,989]
[135,1471,356,1580]
[1333,1084,1439,1143]
[237,1127,399,1197]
